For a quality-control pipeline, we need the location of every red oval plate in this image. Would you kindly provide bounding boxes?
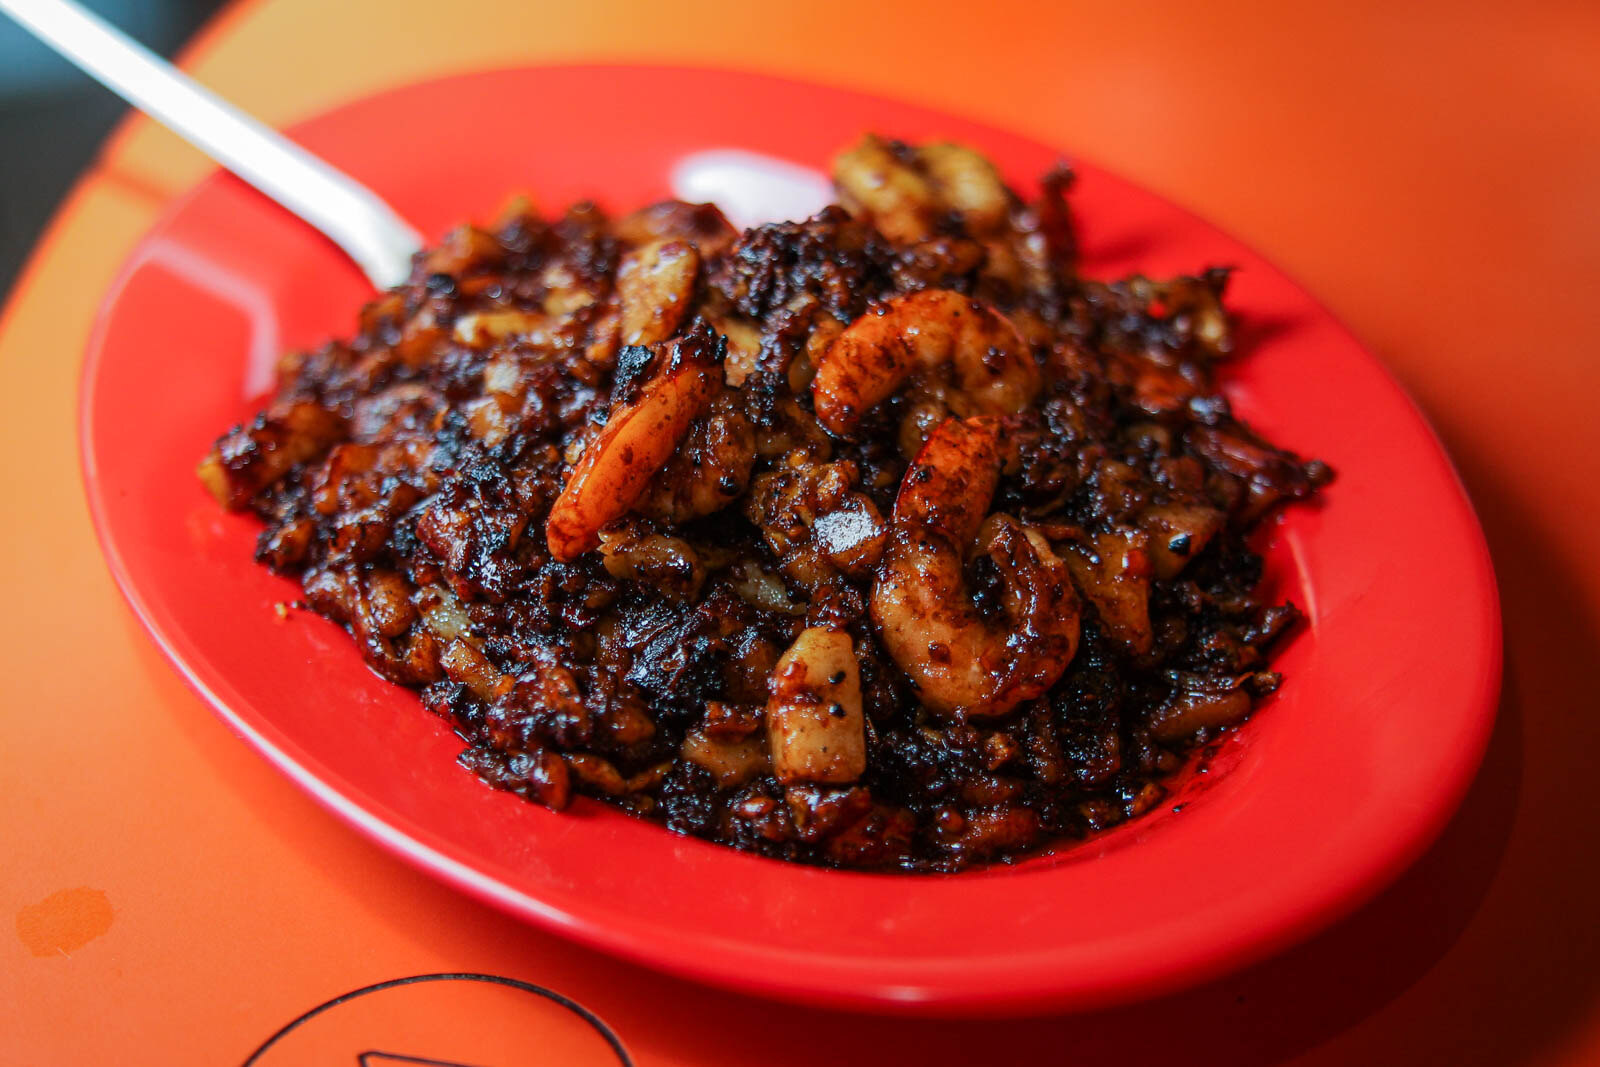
[80,65,1501,1014]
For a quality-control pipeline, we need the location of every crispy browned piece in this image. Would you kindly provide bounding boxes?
[199,139,1329,871]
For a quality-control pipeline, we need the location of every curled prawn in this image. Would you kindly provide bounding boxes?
[870,416,1080,717]
[811,289,1040,441]
[544,327,720,561]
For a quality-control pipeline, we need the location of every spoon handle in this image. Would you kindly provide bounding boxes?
[0,0,422,288]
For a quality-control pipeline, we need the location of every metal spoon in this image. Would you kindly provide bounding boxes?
[0,0,422,288]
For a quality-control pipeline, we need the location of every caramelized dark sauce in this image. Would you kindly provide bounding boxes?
[201,137,1328,870]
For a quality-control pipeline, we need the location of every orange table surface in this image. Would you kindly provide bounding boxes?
[3,1,1597,1063]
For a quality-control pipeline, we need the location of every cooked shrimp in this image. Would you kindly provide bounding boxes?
[544,328,720,561]
[811,289,1040,440]
[870,416,1079,717]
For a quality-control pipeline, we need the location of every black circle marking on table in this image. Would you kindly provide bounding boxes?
[241,972,633,1066]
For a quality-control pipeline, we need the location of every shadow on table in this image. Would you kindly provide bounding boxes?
[129,428,1596,1067]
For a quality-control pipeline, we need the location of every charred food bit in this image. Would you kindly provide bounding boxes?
[199,140,1330,871]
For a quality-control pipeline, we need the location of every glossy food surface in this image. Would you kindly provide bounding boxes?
[197,135,1327,872]
[81,66,1499,1011]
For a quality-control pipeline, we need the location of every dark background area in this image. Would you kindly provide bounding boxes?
[0,0,229,301]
